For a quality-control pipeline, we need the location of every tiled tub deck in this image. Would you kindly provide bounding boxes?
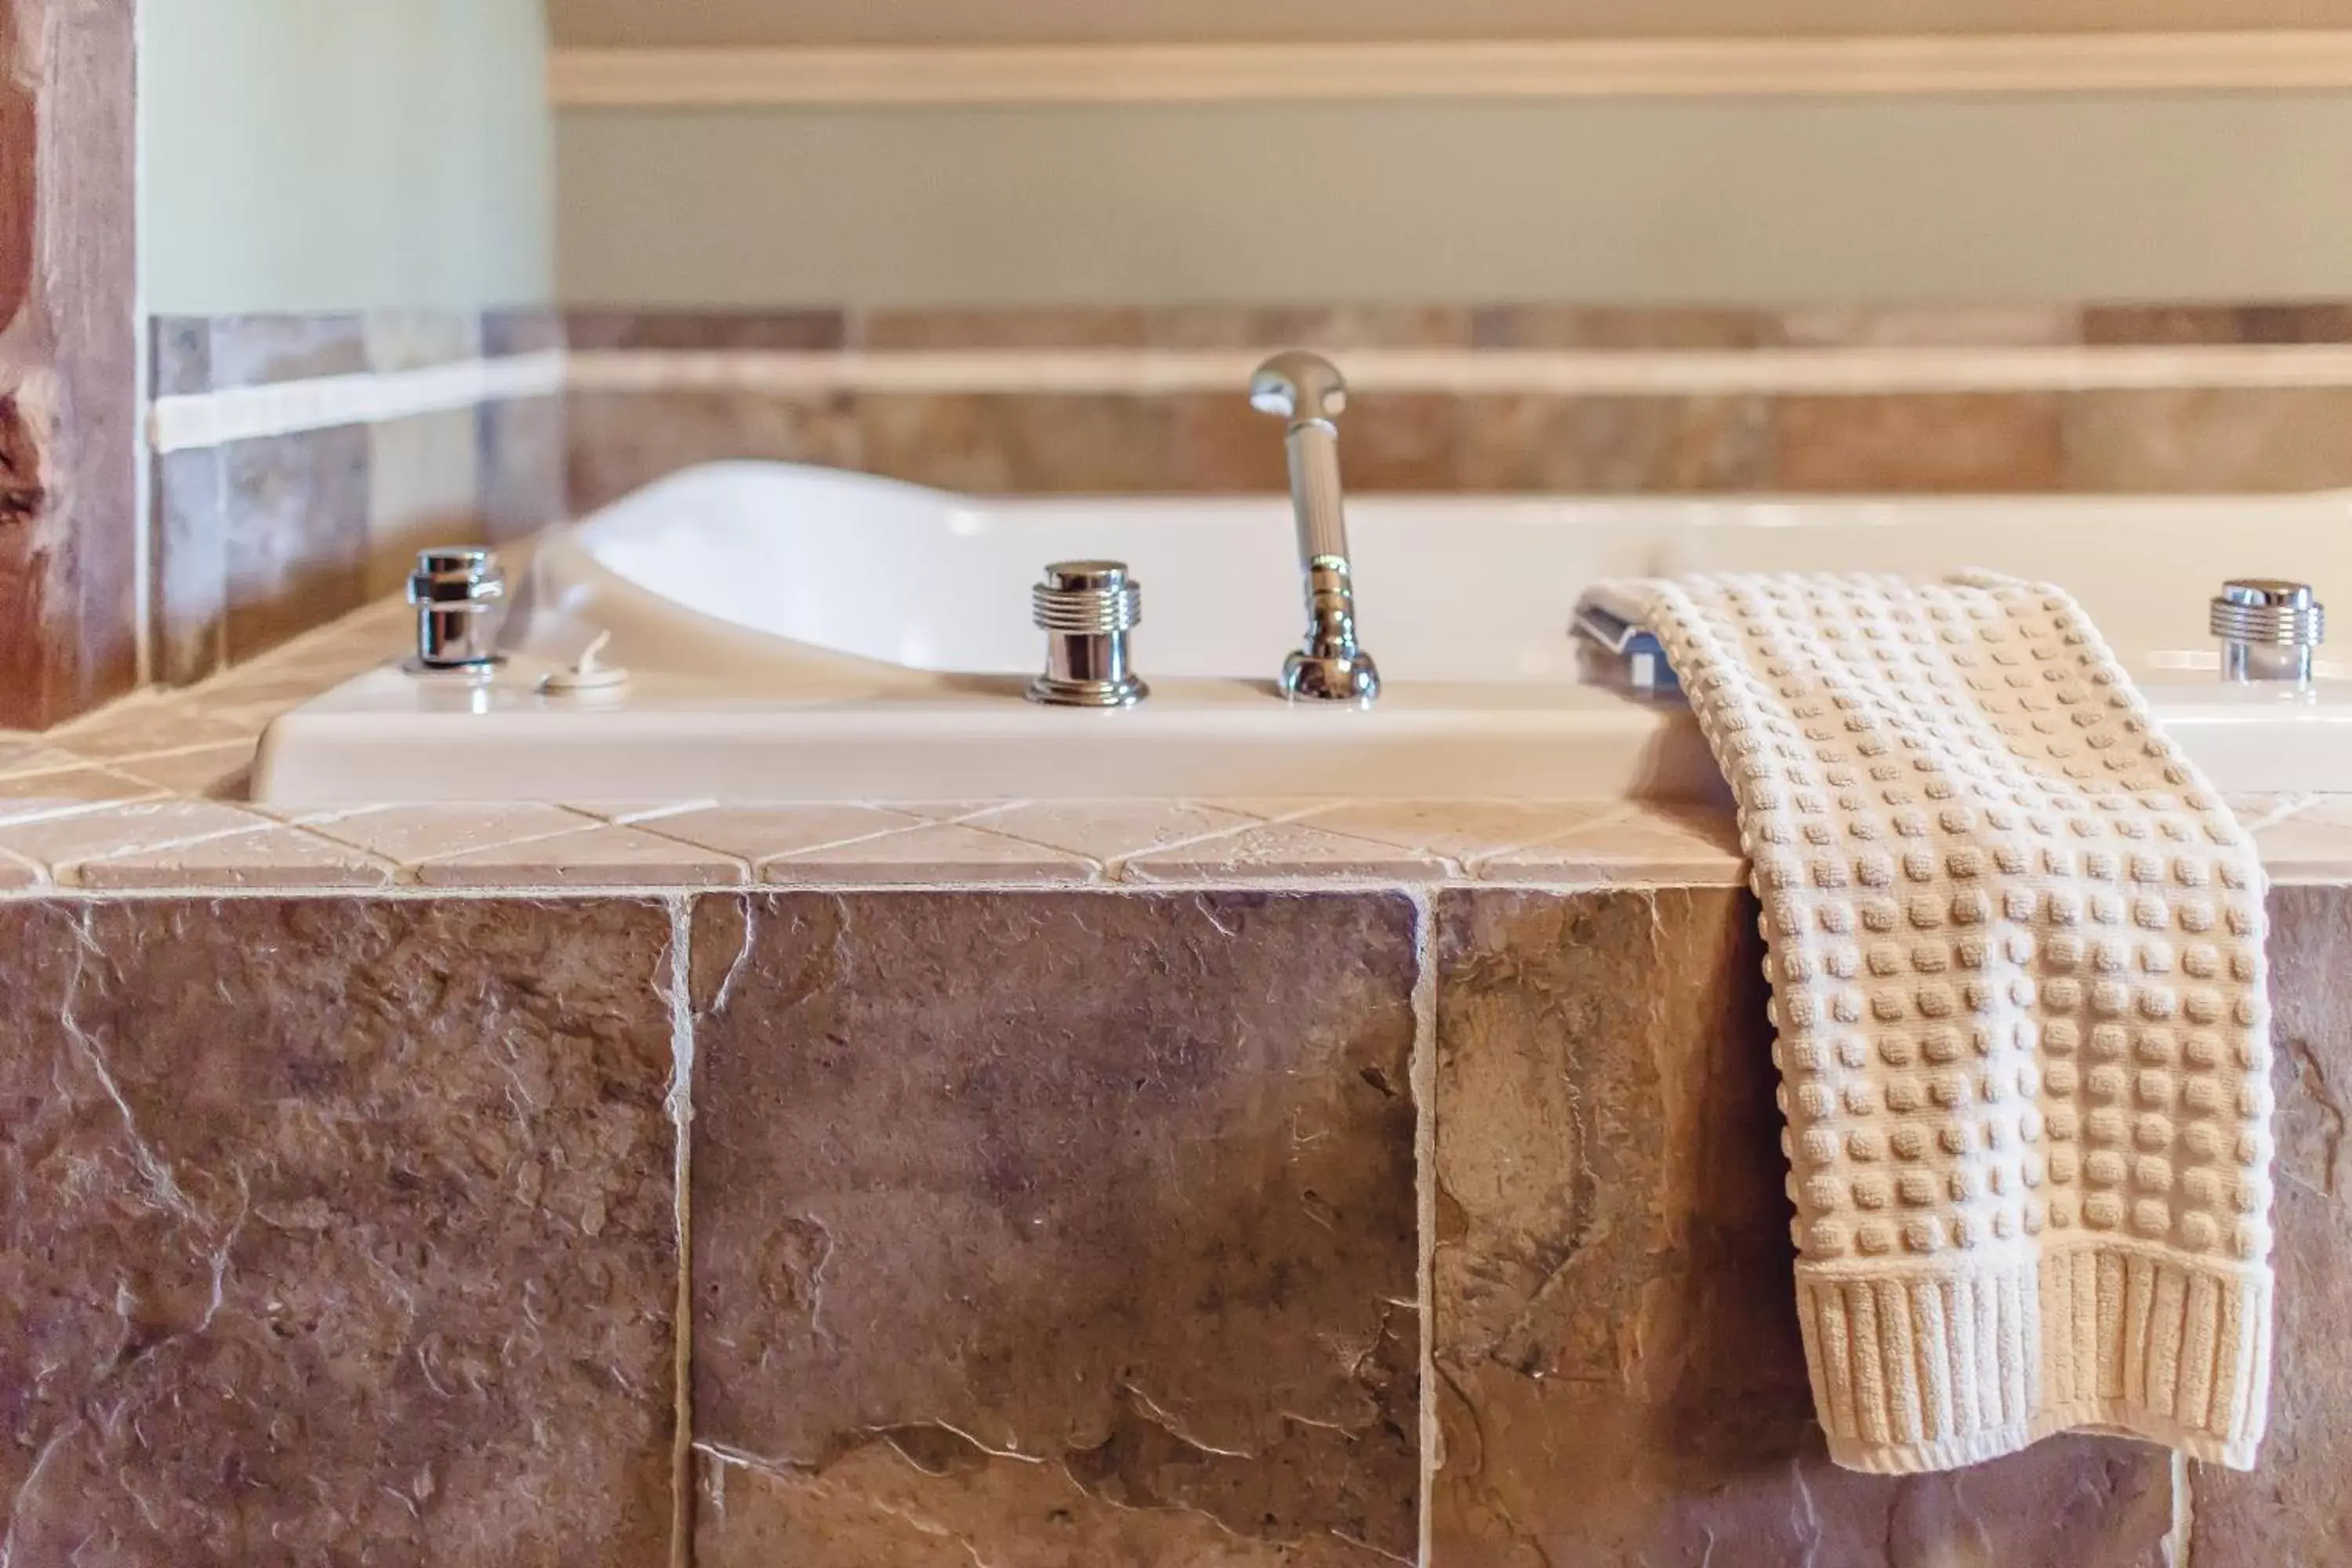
[4,608,2351,1565]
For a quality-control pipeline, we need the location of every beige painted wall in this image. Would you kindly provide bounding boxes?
[550,1,2349,46]
[141,0,553,314]
[557,93,2352,307]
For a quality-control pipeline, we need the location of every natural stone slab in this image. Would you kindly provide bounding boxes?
[1432,887,2173,1566]
[690,891,1420,1564]
[2191,884,2352,1564]
[0,898,677,1563]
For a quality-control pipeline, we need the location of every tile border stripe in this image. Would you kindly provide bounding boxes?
[149,350,568,453]
[550,31,2352,109]
[565,343,2352,399]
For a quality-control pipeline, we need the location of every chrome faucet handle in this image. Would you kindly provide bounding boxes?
[406,546,507,670]
[1250,351,1380,705]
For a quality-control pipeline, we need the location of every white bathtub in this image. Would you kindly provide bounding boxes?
[254,463,2352,804]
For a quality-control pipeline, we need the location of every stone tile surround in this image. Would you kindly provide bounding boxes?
[1,601,2348,1563]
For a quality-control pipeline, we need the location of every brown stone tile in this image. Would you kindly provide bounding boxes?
[2082,302,2352,346]
[1121,820,1444,882]
[1171,390,1458,493]
[0,765,159,823]
[301,803,602,863]
[0,0,138,728]
[221,426,372,662]
[1469,304,1777,350]
[151,445,229,684]
[1301,799,1615,869]
[690,891,1420,1563]
[366,410,481,597]
[0,899,677,1563]
[2060,387,2352,493]
[1459,394,1773,492]
[761,821,1098,884]
[565,390,861,514]
[1475,801,1744,884]
[479,393,568,540]
[855,393,1172,494]
[73,825,392,889]
[860,306,1151,349]
[2191,884,2352,1565]
[1148,304,1473,349]
[1777,306,2078,347]
[483,307,565,358]
[564,308,845,352]
[963,800,1263,866]
[1773,393,2064,493]
[203,312,368,389]
[151,315,214,397]
[56,701,253,761]
[416,822,747,887]
[0,800,274,880]
[103,740,256,798]
[1432,887,2174,1565]
[639,803,927,864]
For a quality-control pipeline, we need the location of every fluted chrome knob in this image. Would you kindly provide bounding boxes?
[1026,561,1147,708]
[406,546,506,670]
[2211,578,2325,684]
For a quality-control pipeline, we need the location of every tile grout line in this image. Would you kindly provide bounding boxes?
[1406,886,1439,1568]
[663,894,697,1568]
[2169,1450,2195,1566]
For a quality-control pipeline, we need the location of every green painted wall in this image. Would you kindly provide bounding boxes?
[557,93,2352,307]
[141,0,553,314]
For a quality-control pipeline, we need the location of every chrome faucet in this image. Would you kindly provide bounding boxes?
[1250,350,1380,703]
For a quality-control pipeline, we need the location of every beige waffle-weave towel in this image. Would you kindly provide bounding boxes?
[1621,572,2275,1474]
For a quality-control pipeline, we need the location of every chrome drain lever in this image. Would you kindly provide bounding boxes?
[2211,579,2325,684]
[1027,561,1148,708]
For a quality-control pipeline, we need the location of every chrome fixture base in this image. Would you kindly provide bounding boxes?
[1027,561,1148,708]
[2211,578,2325,684]
[1253,350,1380,705]
[407,546,508,670]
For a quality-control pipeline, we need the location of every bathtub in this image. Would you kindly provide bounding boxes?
[253,463,2352,804]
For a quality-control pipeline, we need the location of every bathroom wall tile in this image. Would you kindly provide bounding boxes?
[1777,305,2079,347]
[762,821,1099,884]
[221,426,372,662]
[201,312,369,389]
[1147,303,1474,349]
[301,803,604,864]
[565,307,845,352]
[963,799,1264,866]
[1121,819,1444,882]
[1772,393,2065,492]
[416,822,748,887]
[2061,387,2352,493]
[151,315,215,397]
[1457,394,1772,492]
[855,393,1173,495]
[151,445,230,684]
[1163,391,1298,491]
[1299,799,1616,869]
[1468,305,1778,350]
[74,825,393,889]
[479,394,568,540]
[482,307,566,358]
[637,803,928,863]
[367,410,482,597]
[362,307,481,373]
[1475,801,1744,883]
[689,890,1419,1564]
[2081,303,2352,347]
[1432,887,2174,1565]
[565,390,860,514]
[2190,884,2352,1565]
[0,898,676,1563]
[860,305,1152,349]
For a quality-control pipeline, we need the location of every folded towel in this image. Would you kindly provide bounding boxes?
[1621,572,2275,1474]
